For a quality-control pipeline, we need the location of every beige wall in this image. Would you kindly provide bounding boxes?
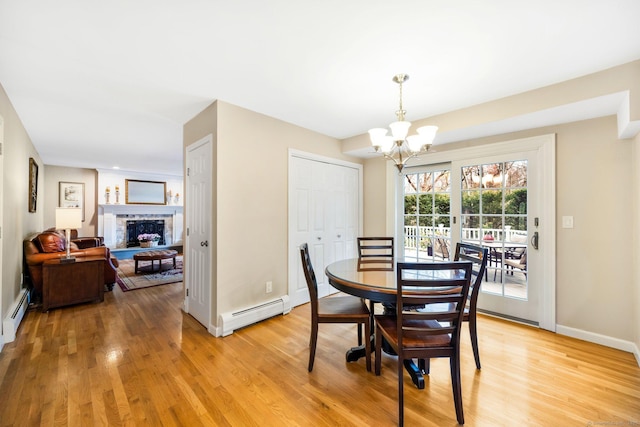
[184,100,363,325]
[0,82,43,340]
[43,166,98,236]
[634,131,640,358]
[351,62,640,357]
[362,157,390,235]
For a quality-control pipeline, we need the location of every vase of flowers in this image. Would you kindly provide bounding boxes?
[138,233,161,248]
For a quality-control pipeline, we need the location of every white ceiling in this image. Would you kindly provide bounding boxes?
[1,0,639,176]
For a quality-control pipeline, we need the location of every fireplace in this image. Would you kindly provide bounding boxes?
[126,220,166,247]
[98,204,183,249]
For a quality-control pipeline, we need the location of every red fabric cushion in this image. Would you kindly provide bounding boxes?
[36,232,65,253]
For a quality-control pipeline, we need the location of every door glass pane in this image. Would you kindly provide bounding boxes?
[462,189,480,214]
[403,168,451,261]
[461,160,528,299]
[461,165,481,189]
[481,190,502,215]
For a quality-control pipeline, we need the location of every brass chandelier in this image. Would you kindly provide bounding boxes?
[368,74,438,172]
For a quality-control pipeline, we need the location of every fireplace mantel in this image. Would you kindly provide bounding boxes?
[100,204,182,215]
[98,204,183,249]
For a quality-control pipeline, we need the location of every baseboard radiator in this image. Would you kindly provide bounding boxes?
[3,289,30,343]
[219,295,291,337]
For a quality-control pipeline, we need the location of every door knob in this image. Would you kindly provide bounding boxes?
[201,241,209,247]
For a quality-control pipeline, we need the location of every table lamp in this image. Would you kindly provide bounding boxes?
[55,207,82,263]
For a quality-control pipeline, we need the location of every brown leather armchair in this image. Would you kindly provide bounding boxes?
[24,230,119,298]
[44,227,105,249]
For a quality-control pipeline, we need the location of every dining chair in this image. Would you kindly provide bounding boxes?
[454,242,489,369]
[357,237,394,329]
[374,261,473,426]
[357,237,394,260]
[299,243,371,372]
[504,249,527,278]
[433,238,451,260]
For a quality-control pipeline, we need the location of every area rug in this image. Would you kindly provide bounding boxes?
[116,256,183,292]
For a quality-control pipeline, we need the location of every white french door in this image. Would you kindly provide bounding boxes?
[398,135,556,330]
[452,153,539,324]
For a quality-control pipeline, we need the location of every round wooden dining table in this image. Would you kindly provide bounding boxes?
[325,257,464,389]
[325,257,398,303]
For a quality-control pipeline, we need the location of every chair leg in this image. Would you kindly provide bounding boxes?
[398,354,405,427]
[308,320,318,372]
[469,316,481,369]
[375,326,382,375]
[357,323,363,346]
[418,358,430,375]
[369,300,375,331]
[363,320,371,372]
[450,353,465,425]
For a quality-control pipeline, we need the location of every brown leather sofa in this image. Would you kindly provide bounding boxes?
[24,230,119,298]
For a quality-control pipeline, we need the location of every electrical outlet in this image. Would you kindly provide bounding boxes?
[266,281,273,293]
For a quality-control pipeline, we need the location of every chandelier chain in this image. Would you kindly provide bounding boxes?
[395,75,406,122]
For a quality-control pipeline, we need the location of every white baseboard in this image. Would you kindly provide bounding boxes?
[2,288,30,345]
[556,324,640,367]
[218,296,291,337]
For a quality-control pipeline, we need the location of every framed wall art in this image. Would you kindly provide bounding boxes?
[28,157,38,213]
[125,179,167,205]
[59,181,85,221]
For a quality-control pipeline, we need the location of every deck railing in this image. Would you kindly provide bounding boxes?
[404,226,527,250]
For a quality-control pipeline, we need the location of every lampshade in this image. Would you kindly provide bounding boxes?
[389,121,411,140]
[55,208,82,230]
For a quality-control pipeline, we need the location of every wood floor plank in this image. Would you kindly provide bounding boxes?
[1,280,639,426]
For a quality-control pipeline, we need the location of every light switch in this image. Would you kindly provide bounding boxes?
[562,216,574,229]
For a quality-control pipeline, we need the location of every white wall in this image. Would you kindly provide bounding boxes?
[97,169,183,206]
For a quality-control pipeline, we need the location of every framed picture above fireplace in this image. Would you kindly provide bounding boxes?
[125,179,167,205]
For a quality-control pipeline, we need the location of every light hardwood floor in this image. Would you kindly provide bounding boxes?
[1,282,639,426]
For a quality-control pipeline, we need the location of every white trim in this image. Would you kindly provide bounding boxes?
[557,324,640,367]
[2,289,29,344]
[289,149,364,171]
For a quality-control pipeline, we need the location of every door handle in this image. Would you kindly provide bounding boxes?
[201,241,209,247]
[531,232,538,250]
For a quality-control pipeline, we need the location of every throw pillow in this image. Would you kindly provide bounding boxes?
[36,232,65,253]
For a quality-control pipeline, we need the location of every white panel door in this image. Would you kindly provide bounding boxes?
[289,153,362,307]
[184,136,212,328]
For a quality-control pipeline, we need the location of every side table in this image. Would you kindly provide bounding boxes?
[42,256,105,312]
